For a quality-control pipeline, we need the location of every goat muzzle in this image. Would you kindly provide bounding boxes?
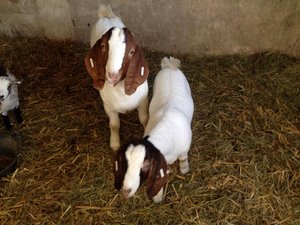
[122,188,132,199]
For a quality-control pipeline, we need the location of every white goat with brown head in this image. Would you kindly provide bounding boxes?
[114,57,194,203]
[84,5,149,151]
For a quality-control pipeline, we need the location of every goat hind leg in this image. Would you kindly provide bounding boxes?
[14,107,23,124]
[2,114,12,130]
[179,153,190,174]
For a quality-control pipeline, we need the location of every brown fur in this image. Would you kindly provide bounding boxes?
[84,29,111,90]
[114,144,128,191]
[143,150,169,199]
[84,27,149,95]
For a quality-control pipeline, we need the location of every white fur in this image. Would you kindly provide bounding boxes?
[122,57,194,202]
[145,57,194,166]
[152,188,164,203]
[90,5,125,47]
[100,80,149,150]
[0,71,20,115]
[122,144,146,198]
[90,5,149,151]
[105,28,126,85]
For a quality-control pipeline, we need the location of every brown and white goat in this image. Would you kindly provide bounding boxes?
[84,5,149,151]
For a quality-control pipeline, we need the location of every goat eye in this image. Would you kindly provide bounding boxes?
[100,43,106,50]
[129,49,135,56]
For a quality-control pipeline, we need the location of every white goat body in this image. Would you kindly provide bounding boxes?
[145,57,194,166]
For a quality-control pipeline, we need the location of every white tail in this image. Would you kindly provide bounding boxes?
[98,4,118,19]
[161,57,181,70]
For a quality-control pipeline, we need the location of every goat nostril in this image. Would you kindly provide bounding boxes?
[108,73,118,79]
[122,188,131,199]
[0,95,4,100]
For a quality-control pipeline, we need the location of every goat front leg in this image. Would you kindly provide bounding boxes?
[179,153,190,175]
[106,111,120,151]
[14,107,23,124]
[137,97,149,129]
[2,113,12,130]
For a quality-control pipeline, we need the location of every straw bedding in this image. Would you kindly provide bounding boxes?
[0,35,299,225]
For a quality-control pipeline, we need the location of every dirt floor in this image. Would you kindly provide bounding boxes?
[0,35,299,225]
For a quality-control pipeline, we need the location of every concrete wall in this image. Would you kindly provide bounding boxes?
[0,0,299,56]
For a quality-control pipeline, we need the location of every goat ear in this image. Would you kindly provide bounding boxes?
[146,152,168,199]
[113,150,127,190]
[84,39,106,90]
[11,79,23,85]
[123,31,149,95]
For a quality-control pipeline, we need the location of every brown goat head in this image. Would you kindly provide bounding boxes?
[113,137,168,201]
[84,27,149,95]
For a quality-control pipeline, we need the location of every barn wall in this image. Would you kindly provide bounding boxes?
[0,0,299,56]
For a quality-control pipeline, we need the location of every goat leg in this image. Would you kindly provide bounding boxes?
[2,115,12,130]
[14,107,23,124]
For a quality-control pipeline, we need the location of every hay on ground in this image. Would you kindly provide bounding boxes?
[0,35,299,225]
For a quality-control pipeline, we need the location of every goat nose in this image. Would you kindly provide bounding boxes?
[108,72,118,79]
[122,188,131,199]
[0,95,4,100]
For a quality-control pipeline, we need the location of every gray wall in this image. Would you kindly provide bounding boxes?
[0,0,299,56]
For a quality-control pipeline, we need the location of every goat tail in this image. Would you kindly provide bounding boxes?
[97,4,118,19]
[161,57,181,70]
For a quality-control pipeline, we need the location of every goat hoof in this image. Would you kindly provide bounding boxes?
[180,166,190,175]
[110,142,120,151]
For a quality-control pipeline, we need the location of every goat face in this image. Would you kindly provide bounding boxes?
[105,28,126,86]
[122,144,145,199]
[0,77,12,101]
[85,27,149,95]
[0,66,9,101]
[114,140,168,200]
[114,143,144,199]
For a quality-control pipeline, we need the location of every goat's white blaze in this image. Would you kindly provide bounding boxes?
[0,77,11,100]
[123,144,146,198]
[106,28,126,85]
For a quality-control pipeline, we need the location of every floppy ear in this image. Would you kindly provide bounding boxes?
[145,152,168,199]
[113,149,127,190]
[84,37,108,90]
[123,29,149,95]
